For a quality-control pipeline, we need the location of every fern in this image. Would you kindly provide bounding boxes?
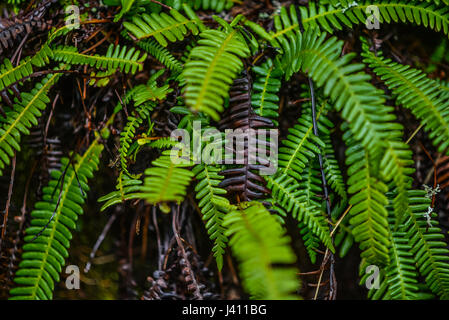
[362,41,449,154]
[0,44,53,93]
[98,172,143,211]
[281,1,449,37]
[402,190,449,299]
[251,58,282,126]
[127,150,194,208]
[277,106,326,181]
[223,201,300,300]
[9,140,104,300]
[0,73,61,177]
[192,164,230,271]
[265,174,334,252]
[133,38,183,72]
[52,45,147,74]
[343,128,391,266]
[123,5,205,46]
[182,27,251,120]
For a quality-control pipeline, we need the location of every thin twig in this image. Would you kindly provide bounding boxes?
[0,153,16,252]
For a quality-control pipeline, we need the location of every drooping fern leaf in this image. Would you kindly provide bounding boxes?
[251,58,282,126]
[0,73,62,177]
[265,174,334,252]
[343,127,391,266]
[402,190,449,299]
[223,201,300,300]
[127,150,194,208]
[9,139,104,300]
[182,27,251,120]
[123,5,205,46]
[98,172,143,211]
[192,164,230,271]
[362,40,449,154]
[52,44,147,74]
[279,1,449,37]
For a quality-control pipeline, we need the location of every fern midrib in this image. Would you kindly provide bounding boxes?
[0,73,59,148]
[272,2,449,39]
[258,65,273,117]
[134,19,198,40]
[28,139,100,299]
[53,49,142,67]
[193,30,238,112]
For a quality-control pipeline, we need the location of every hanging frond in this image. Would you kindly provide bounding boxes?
[127,150,194,207]
[52,44,147,74]
[192,164,231,271]
[98,172,143,211]
[223,201,300,300]
[401,190,449,299]
[9,140,104,300]
[280,1,449,37]
[362,41,449,154]
[0,73,61,177]
[183,27,251,120]
[123,5,205,46]
[132,38,183,72]
[265,174,334,252]
[251,58,282,126]
[343,128,391,266]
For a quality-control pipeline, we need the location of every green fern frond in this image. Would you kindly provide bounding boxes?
[192,164,231,271]
[9,140,104,300]
[119,102,156,172]
[362,41,449,154]
[402,190,449,299]
[132,38,183,72]
[251,58,282,126]
[277,106,326,181]
[52,44,147,74]
[0,44,52,92]
[265,174,334,252]
[123,5,205,46]
[278,1,449,37]
[223,201,300,300]
[127,150,194,207]
[168,0,234,12]
[343,129,391,266]
[322,133,347,201]
[0,73,61,177]
[182,27,250,120]
[98,172,143,211]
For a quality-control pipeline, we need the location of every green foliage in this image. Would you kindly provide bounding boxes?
[223,201,300,300]
[133,38,183,72]
[265,174,334,252]
[182,27,251,120]
[362,41,449,154]
[123,6,205,46]
[343,129,391,266]
[294,1,449,36]
[277,111,324,181]
[127,150,194,207]
[0,44,52,92]
[98,172,143,211]
[9,141,104,300]
[52,44,147,74]
[192,164,231,271]
[0,73,61,177]
[251,58,282,126]
[402,190,449,299]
